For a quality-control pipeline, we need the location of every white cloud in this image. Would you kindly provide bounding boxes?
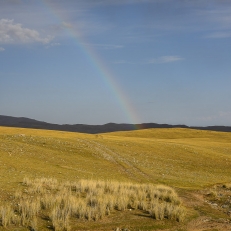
[149,56,184,64]
[82,0,166,7]
[207,9,231,29]
[0,19,53,44]
[196,6,231,29]
[83,43,123,49]
[0,47,4,51]
[112,60,134,64]
[114,56,184,65]
[205,31,231,39]
[62,22,73,29]
[45,42,61,49]
[51,42,61,46]
[95,44,123,49]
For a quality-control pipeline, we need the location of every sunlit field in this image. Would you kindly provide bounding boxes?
[1,126,231,230]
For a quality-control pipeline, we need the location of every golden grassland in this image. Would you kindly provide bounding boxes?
[0,177,185,231]
[1,126,231,230]
[1,126,231,188]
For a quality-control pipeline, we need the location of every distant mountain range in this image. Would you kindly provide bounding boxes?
[0,115,231,134]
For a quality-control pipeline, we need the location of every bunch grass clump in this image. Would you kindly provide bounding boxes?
[0,205,19,227]
[0,177,185,230]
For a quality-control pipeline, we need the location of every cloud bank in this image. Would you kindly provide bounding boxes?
[149,56,184,64]
[0,19,53,44]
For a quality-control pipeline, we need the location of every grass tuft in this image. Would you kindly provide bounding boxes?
[0,178,185,230]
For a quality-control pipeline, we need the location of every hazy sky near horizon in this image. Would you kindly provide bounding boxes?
[1,0,231,126]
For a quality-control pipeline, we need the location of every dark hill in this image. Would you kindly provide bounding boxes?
[0,115,231,134]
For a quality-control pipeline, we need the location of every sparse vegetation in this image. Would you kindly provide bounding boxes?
[0,178,185,230]
[204,183,231,218]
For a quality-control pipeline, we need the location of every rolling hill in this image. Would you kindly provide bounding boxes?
[0,126,231,230]
[1,115,231,133]
[1,126,231,189]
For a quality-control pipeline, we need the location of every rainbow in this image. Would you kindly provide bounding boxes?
[40,0,141,128]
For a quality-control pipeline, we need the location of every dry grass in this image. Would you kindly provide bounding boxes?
[0,205,19,227]
[0,177,185,230]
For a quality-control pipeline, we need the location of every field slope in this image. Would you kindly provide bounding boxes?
[1,126,231,230]
[1,126,231,189]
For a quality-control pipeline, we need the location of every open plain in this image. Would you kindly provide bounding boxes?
[0,126,231,230]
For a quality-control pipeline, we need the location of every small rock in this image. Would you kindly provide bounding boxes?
[203,219,210,222]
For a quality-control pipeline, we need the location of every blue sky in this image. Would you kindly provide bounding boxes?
[1,0,231,126]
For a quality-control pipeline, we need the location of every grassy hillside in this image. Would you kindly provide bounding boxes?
[1,126,231,230]
[103,128,231,188]
[1,126,231,190]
